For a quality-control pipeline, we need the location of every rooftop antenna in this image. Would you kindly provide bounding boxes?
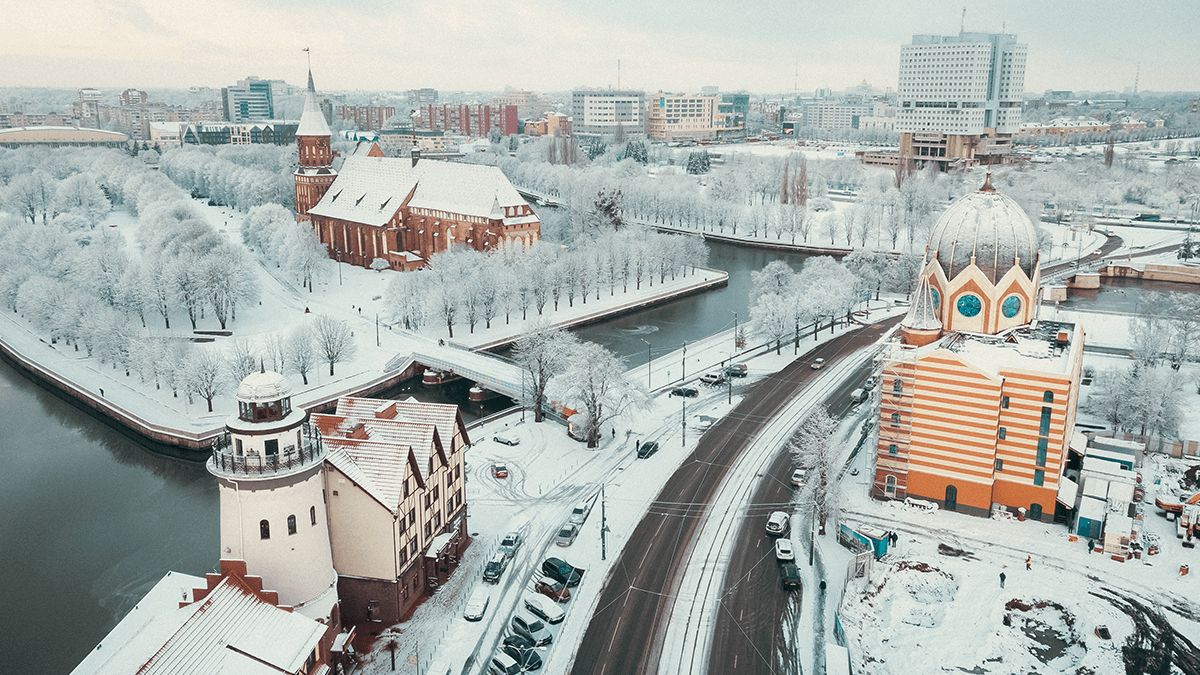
[1134,62,1140,94]
[961,6,966,33]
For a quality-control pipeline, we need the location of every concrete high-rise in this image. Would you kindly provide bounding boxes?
[222,76,276,122]
[896,32,1026,170]
[571,89,645,141]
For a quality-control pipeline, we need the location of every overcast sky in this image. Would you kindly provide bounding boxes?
[5,0,1199,95]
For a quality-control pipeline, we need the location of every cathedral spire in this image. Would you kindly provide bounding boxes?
[307,68,315,93]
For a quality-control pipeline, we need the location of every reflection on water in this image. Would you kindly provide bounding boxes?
[1054,277,1200,317]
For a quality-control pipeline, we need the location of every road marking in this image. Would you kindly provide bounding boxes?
[608,615,622,652]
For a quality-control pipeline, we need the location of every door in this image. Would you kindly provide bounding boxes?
[944,485,958,512]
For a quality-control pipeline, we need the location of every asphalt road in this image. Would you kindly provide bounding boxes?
[569,317,900,675]
[704,326,887,675]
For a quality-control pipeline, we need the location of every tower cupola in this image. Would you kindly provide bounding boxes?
[294,68,337,223]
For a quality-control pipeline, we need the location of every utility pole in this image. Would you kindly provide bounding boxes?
[641,338,652,390]
[809,503,816,566]
[601,484,608,560]
[682,342,687,382]
[682,397,686,447]
[376,313,380,346]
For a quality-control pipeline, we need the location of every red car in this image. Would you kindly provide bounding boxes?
[534,578,570,603]
[492,463,508,479]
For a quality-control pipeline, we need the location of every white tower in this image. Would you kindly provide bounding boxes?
[207,370,339,622]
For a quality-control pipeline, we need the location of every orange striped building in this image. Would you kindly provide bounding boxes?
[872,176,1084,522]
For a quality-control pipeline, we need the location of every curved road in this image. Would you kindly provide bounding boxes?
[570,317,900,675]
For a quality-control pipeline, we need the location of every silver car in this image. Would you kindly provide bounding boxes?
[511,612,553,646]
[555,523,579,547]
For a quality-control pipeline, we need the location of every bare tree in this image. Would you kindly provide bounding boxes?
[312,314,357,376]
[790,405,840,534]
[556,341,644,448]
[225,338,258,383]
[512,322,579,422]
[285,325,316,385]
[187,348,225,412]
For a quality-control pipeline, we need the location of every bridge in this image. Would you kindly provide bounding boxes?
[514,186,563,207]
[386,342,527,402]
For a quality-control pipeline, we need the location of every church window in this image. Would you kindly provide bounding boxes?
[1002,295,1022,318]
[1040,407,1051,435]
[889,444,898,455]
[885,474,897,496]
[1043,391,1054,403]
[1001,396,1010,409]
[1034,469,1045,486]
[310,506,317,526]
[287,515,297,535]
[995,458,1004,471]
[1036,438,1048,466]
[260,520,270,539]
[956,294,981,317]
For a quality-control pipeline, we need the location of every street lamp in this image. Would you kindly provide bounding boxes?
[730,310,739,353]
[640,338,652,390]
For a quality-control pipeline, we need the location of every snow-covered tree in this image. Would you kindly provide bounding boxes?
[512,322,579,422]
[56,173,110,227]
[285,325,316,385]
[790,405,840,534]
[225,338,259,383]
[555,341,644,447]
[750,260,795,304]
[312,314,357,376]
[187,348,225,412]
[751,292,791,354]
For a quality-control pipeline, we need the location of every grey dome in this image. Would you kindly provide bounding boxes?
[928,179,1038,285]
[236,370,292,402]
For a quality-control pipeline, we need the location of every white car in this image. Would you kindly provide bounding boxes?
[775,538,796,562]
[463,587,490,621]
[493,433,520,446]
[524,593,566,624]
[791,468,807,487]
[811,358,826,370]
[568,500,591,525]
[765,511,790,537]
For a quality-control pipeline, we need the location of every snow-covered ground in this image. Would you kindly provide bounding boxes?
[0,201,724,437]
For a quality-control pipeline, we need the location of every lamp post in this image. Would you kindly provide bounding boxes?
[682,341,687,383]
[640,338,652,390]
[731,310,739,353]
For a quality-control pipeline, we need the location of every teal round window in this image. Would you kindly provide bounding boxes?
[929,287,940,309]
[1002,295,1022,318]
[956,294,982,317]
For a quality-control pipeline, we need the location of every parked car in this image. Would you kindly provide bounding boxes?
[501,644,543,672]
[670,386,699,398]
[765,511,790,537]
[790,468,807,487]
[525,592,567,624]
[568,500,592,525]
[492,463,509,479]
[724,363,748,378]
[863,376,877,390]
[489,652,522,675]
[811,358,826,370]
[463,587,491,621]
[775,538,796,563]
[499,531,522,558]
[542,557,584,587]
[483,552,509,583]
[699,372,726,385]
[780,563,802,589]
[534,578,571,604]
[637,441,660,459]
[555,523,579,547]
[502,634,536,651]
[511,612,553,646]
[493,433,520,446]
[850,388,868,404]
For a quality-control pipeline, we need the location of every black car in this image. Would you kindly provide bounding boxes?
[724,363,748,378]
[542,556,584,587]
[637,441,660,459]
[503,634,536,651]
[670,387,698,398]
[780,563,802,590]
[502,644,543,671]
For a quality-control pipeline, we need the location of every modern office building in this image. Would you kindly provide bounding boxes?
[645,93,718,141]
[222,76,276,122]
[571,89,645,141]
[871,176,1083,523]
[896,32,1026,170]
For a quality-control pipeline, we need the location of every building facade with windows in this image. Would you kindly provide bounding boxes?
[571,89,645,140]
[896,32,1026,170]
[645,93,718,140]
[872,176,1084,522]
[222,76,276,122]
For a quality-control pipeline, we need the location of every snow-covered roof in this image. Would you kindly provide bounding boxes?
[71,572,325,675]
[314,412,438,510]
[927,177,1039,285]
[1108,481,1135,504]
[1077,495,1106,521]
[901,275,942,331]
[946,330,1072,377]
[337,396,468,452]
[236,370,292,402]
[306,156,529,228]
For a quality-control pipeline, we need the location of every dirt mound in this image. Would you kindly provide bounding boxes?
[937,543,977,559]
[1004,598,1082,666]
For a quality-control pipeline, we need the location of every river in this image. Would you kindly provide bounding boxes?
[0,238,1191,674]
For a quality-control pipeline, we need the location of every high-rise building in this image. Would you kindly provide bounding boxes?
[872,175,1083,523]
[571,89,645,141]
[222,76,275,122]
[896,32,1026,170]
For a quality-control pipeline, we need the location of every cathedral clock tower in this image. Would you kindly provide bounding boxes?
[294,69,336,224]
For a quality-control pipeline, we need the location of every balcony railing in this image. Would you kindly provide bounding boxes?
[209,424,325,476]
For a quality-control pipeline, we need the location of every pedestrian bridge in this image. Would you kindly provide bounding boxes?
[386,344,526,401]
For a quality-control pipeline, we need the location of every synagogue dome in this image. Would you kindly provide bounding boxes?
[236,370,292,403]
[927,175,1039,285]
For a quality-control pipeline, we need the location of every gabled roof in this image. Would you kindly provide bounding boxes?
[71,572,325,675]
[306,156,529,228]
[314,410,445,511]
[336,396,470,450]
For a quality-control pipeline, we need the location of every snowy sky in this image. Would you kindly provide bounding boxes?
[5,0,1199,94]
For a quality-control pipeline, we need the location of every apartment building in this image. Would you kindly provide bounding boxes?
[571,89,645,141]
[645,93,717,141]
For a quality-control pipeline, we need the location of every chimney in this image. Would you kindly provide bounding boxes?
[411,149,421,167]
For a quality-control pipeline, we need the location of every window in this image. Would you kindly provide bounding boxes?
[260,520,270,540]
[399,548,408,565]
[995,458,1004,471]
[1034,469,1044,486]
[447,499,453,513]
[310,506,317,526]
[1001,396,1010,409]
[1040,407,1051,435]
[1036,438,1048,467]
[410,540,418,555]
[287,515,297,535]
[889,444,898,455]
[885,474,897,496]
[433,513,441,529]
[447,472,453,488]
[403,479,410,499]
[891,413,900,427]
[455,465,460,481]
[408,510,415,526]
[1043,391,1054,403]
[893,379,903,395]
[424,522,432,538]
[456,488,462,506]
[998,427,1007,440]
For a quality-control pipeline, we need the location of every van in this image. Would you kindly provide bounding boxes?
[851,388,868,404]
[463,587,490,621]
